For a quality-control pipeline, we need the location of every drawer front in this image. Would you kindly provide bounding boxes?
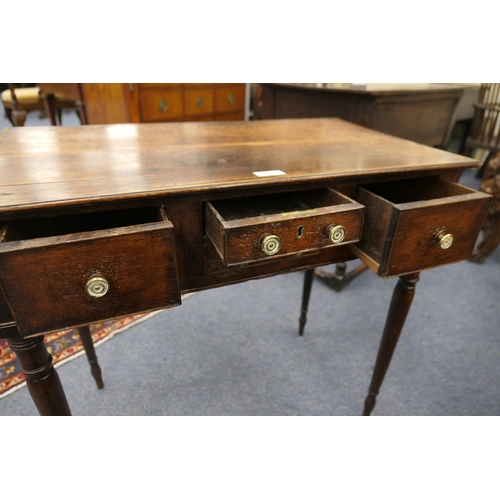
[205,189,364,266]
[184,88,214,117]
[353,177,491,277]
[0,211,180,337]
[215,85,246,114]
[140,90,183,121]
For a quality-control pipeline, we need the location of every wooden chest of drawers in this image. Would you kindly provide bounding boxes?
[79,83,247,124]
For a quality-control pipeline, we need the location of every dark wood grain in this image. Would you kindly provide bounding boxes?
[205,188,364,266]
[353,177,491,277]
[0,119,478,216]
[0,208,180,337]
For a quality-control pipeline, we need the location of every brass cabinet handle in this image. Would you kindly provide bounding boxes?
[128,83,134,92]
[227,93,235,105]
[158,99,169,113]
[261,234,281,255]
[326,224,346,244]
[85,275,109,298]
[435,230,454,249]
[196,97,205,108]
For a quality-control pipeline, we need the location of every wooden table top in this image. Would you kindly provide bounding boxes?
[0,118,478,214]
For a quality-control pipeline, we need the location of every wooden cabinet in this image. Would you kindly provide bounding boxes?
[253,83,473,148]
[80,83,247,124]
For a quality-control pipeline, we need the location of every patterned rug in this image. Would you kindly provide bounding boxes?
[0,312,158,399]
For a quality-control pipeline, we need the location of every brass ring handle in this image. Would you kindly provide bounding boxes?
[85,275,109,298]
[196,97,205,108]
[435,230,454,249]
[227,93,235,105]
[261,234,281,255]
[158,99,169,112]
[326,224,346,244]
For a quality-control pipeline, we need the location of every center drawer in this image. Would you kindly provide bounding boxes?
[0,207,181,337]
[351,176,491,277]
[205,188,365,266]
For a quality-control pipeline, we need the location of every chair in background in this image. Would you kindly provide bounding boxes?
[2,84,87,126]
[463,83,500,171]
[460,83,500,264]
[38,83,87,125]
[1,84,46,126]
[469,155,500,263]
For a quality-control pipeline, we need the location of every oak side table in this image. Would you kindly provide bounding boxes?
[0,118,490,415]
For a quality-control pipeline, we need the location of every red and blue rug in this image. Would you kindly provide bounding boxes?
[0,312,156,399]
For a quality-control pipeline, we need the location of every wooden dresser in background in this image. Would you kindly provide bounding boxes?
[74,83,248,124]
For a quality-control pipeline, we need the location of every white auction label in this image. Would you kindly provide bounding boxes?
[253,170,286,177]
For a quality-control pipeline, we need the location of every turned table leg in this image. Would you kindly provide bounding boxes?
[77,326,104,389]
[7,332,71,415]
[363,272,420,416]
[298,269,314,336]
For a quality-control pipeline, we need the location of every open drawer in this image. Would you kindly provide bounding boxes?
[205,188,365,266]
[351,176,491,278]
[0,207,181,337]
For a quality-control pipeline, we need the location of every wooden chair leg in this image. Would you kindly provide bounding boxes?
[77,326,104,389]
[362,273,420,416]
[11,109,27,126]
[43,94,58,126]
[4,107,15,126]
[7,332,71,415]
[76,104,87,125]
[298,269,315,336]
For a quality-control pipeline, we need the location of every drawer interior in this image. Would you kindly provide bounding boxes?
[358,176,473,205]
[1,206,166,242]
[210,188,354,223]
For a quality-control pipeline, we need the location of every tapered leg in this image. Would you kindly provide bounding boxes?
[363,273,420,416]
[43,94,58,126]
[76,104,88,125]
[77,326,104,389]
[298,269,314,336]
[11,109,27,126]
[7,332,71,416]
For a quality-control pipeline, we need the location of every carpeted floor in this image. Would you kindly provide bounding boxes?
[1,109,498,416]
[0,313,155,399]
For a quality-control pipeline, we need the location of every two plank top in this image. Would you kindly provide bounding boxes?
[0,118,478,214]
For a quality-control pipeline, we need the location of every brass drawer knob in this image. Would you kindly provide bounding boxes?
[261,234,281,255]
[436,231,454,249]
[196,96,205,108]
[158,99,169,113]
[85,275,109,298]
[326,224,346,244]
[227,93,235,105]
